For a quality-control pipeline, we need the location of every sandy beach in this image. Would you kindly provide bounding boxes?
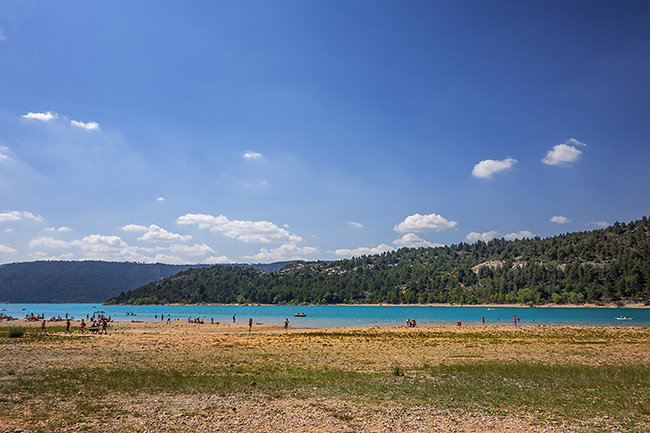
[1,320,649,432]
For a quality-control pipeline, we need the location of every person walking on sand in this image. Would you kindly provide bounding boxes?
[80,319,86,333]
[233,314,236,323]
[284,317,290,331]
[66,318,71,333]
[40,319,46,335]
[248,318,253,332]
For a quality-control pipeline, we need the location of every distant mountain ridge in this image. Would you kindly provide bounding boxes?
[0,260,296,303]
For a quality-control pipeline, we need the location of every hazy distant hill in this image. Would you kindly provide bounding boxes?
[0,260,297,303]
[109,217,650,306]
[0,261,198,303]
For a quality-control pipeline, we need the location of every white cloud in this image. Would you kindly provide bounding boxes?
[542,138,586,166]
[566,138,587,147]
[177,213,302,244]
[243,244,319,262]
[151,254,186,265]
[45,226,72,232]
[70,234,142,261]
[70,120,100,131]
[204,255,235,264]
[244,150,263,159]
[136,224,192,243]
[0,244,17,255]
[586,221,608,228]
[504,230,535,240]
[335,244,395,258]
[0,146,10,162]
[29,237,70,249]
[394,212,457,233]
[551,215,570,224]
[466,231,500,242]
[348,221,364,229]
[393,233,442,248]
[168,243,215,256]
[30,252,75,261]
[121,224,149,232]
[22,111,57,121]
[157,197,165,202]
[0,211,43,222]
[472,157,517,179]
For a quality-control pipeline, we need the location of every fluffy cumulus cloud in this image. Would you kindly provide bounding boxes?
[168,243,215,256]
[504,230,535,240]
[393,233,442,248]
[122,224,193,243]
[243,150,263,159]
[335,244,395,258]
[472,157,517,179]
[244,244,319,262]
[348,221,364,229]
[71,234,129,253]
[22,111,57,121]
[0,211,43,222]
[542,138,586,166]
[70,120,100,131]
[177,213,302,244]
[394,213,457,233]
[466,231,500,242]
[204,255,235,264]
[551,215,570,224]
[0,244,17,255]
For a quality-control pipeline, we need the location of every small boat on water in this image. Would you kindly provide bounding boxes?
[294,313,306,317]
[615,316,634,321]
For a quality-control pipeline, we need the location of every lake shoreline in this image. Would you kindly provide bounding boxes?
[102,301,650,308]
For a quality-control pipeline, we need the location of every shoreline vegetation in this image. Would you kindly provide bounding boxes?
[1,321,649,432]
[110,301,650,308]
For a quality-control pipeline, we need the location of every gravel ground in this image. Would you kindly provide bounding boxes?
[1,321,647,433]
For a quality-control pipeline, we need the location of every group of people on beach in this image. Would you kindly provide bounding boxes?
[406,318,417,327]
[36,312,112,335]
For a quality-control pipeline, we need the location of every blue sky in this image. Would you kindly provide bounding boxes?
[1,1,649,265]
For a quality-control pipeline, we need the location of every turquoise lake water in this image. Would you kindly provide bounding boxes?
[1,303,648,328]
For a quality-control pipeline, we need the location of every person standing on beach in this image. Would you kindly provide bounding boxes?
[284,318,289,330]
[66,318,71,333]
[233,314,236,323]
[40,320,46,335]
[248,318,253,331]
[80,319,86,333]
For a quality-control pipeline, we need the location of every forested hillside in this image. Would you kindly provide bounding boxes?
[109,217,650,306]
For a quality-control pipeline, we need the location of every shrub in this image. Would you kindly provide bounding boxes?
[7,326,25,338]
